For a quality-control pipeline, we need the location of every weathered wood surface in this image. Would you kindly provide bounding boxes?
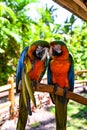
[0,83,16,93]
[0,84,11,92]
[0,82,87,106]
[0,101,11,125]
[75,80,87,84]
[0,101,11,110]
[8,77,15,118]
[35,83,87,106]
[53,0,87,22]
[75,70,87,74]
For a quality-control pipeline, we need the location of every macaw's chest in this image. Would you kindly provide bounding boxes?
[50,60,70,88]
[29,60,45,82]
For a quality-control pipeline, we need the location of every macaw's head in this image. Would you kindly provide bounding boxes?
[27,40,49,61]
[50,40,69,60]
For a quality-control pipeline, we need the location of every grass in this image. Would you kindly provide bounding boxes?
[49,92,87,130]
[30,122,40,128]
[67,100,87,130]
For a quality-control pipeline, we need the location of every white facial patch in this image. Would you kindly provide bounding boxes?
[36,46,43,56]
[54,44,62,53]
[36,46,48,60]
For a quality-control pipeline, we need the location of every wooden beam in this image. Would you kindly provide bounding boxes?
[0,84,11,92]
[0,101,11,109]
[75,70,87,74]
[75,80,87,84]
[73,0,87,12]
[34,83,87,106]
[53,0,87,22]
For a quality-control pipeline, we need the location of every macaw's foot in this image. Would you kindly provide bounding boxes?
[27,101,32,116]
[33,80,37,90]
[53,84,58,93]
[28,105,32,116]
[62,88,68,105]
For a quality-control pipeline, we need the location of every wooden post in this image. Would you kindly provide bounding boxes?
[8,75,14,119]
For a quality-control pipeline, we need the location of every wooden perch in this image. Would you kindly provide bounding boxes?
[34,83,87,106]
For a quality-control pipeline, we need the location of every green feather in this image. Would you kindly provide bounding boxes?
[31,40,49,48]
[50,40,66,45]
[17,83,28,130]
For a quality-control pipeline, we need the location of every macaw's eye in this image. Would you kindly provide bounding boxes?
[52,48,62,56]
[37,46,43,49]
[37,49,45,59]
[33,46,45,60]
[36,46,43,55]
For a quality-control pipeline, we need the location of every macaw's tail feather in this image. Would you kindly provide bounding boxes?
[24,71,36,107]
[21,68,28,108]
[22,68,32,115]
[24,57,37,107]
[17,66,36,129]
[16,85,28,130]
[55,95,68,130]
[20,66,36,114]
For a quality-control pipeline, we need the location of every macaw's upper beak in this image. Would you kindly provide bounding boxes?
[49,46,52,57]
[41,47,49,61]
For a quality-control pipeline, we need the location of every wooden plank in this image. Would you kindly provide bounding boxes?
[75,80,87,84]
[0,101,11,109]
[0,84,11,92]
[0,83,15,93]
[34,83,87,106]
[0,101,11,125]
[0,91,9,98]
[73,0,87,11]
[0,89,16,98]
[75,70,87,74]
[53,0,87,22]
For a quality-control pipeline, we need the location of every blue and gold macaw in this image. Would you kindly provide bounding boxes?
[47,40,74,130]
[16,40,49,130]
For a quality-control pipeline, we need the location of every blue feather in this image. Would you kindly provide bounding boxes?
[47,57,52,85]
[68,54,74,91]
[16,46,29,93]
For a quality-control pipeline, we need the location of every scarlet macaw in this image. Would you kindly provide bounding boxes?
[16,40,49,130]
[47,40,74,130]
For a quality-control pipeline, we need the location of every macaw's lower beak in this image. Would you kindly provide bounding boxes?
[49,46,52,57]
[41,47,49,61]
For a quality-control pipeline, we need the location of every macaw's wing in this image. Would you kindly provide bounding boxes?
[47,57,56,104]
[16,46,29,93]
[68,54,74,91]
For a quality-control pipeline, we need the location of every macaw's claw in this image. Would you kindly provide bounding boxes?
[53,84,58,93]
[28,103,32,115]
[33,80,37,90]
[62,88,68,105]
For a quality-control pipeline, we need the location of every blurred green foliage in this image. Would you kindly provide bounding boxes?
[0,0,87,85]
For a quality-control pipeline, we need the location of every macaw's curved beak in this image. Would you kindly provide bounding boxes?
[49,46,52,57]
[41,47,49,61]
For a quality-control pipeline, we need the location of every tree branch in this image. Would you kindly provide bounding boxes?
[34,83,87,106]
